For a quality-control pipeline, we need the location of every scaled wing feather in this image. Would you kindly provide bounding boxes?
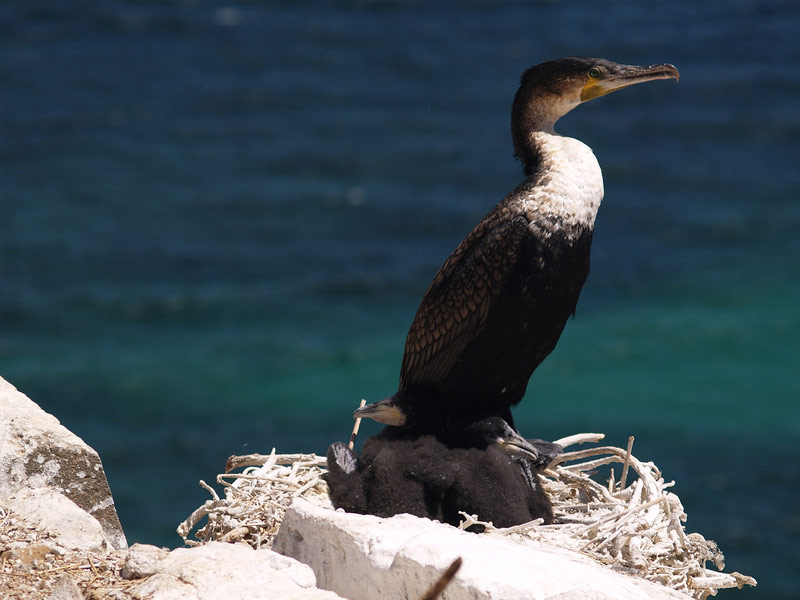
[399,210,527,387]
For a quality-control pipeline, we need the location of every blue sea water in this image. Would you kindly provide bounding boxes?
[1,1,799,597]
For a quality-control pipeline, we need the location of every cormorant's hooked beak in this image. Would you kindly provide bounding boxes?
[495,431,540,462]
[581,63,679,102]
[353,399,407,426]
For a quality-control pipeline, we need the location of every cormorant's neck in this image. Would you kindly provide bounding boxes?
[514,129,550,177]
[511,91,580,176]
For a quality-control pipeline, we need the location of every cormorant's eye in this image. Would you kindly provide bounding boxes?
[588,67,601,79]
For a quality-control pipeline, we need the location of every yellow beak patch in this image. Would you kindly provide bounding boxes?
[580,79,607,102]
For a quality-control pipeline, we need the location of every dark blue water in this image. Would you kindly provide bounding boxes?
[2,2,798,597]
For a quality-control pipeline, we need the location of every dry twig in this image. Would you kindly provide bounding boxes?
[619,436,635,491]
[419,557,463,600]
[350,399,367,449]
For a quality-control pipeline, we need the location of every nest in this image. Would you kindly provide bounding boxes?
[177,434,755,600]
[177,451,329,549]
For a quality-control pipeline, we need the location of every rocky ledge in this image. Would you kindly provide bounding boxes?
[275,497,692,600]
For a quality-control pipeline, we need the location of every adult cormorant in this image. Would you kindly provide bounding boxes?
[325,417,553,528]
[355,57,679,430]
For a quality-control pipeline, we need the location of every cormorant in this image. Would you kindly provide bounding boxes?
[355,57,679,431]
[325,417,554,528]
[441,415,564,471]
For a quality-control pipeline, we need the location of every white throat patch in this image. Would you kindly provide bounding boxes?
[521,131,604,230]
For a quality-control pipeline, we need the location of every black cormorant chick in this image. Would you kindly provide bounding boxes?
[441,415,563,472]
[355,58,679,431]
[324,417,554,528]
[437,417,555,529]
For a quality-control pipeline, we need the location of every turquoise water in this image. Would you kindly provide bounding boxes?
[1,2,799,597]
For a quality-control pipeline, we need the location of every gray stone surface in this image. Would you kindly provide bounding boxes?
[274,498,693,600]
[122,543,171,580]
[131,542,346,600]
[4,488,108,551]
[48,574,83,600]
[0,375,127,550]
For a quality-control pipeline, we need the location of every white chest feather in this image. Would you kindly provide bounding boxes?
[521,132,604,230]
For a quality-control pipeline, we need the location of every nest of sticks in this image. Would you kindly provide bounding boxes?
[178,433,755,600]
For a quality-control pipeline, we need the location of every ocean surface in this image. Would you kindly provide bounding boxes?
[1,1,798,597]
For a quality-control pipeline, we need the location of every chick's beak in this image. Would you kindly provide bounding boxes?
[496,433,540,462]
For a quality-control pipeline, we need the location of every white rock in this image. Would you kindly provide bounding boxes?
[4,488,106,552]
[131,542,346,600]
[48,574,83,600]
[0,375,127,550]
[274,498,693,600]
[122,543,171,579]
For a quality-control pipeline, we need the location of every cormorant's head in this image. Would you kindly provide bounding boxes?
[353,388,445,432]
[452,416,541,462]
[512,57,679,172]
[354,397,407,427]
